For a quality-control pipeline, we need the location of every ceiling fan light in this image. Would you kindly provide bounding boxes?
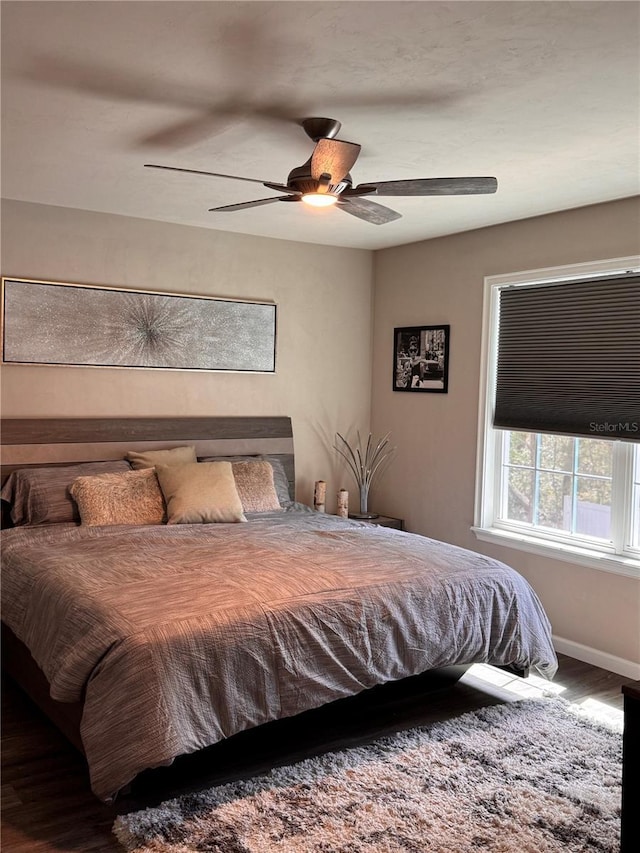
[302,193,338,208]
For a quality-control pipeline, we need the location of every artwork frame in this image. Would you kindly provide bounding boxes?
[393,325,450,393]
[1,277,277,373]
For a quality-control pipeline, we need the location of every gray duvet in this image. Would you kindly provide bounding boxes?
[1,507,557,802]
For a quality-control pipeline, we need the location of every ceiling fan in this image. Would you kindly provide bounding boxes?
[145,118,498,226]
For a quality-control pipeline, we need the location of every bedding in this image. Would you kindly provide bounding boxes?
[0,460,130,525]
[229,460,282,513]
[0,507,557,803]
[200,455,293,506]
[126,445,197,470]
[70,468,166,526]
[129,450,288,513]
[155,461,247,524]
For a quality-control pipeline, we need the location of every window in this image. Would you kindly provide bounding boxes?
[632,450,640,548]
[475,257,640,578]
[492,430,638,558]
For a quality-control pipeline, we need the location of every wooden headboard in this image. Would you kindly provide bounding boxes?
[0,415,295,495]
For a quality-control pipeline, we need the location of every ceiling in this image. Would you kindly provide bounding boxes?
[1,1,639,251]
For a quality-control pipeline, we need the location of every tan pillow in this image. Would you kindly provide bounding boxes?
[155,461,246,524]
[70,469,166,527]
[126,446,197,470]
[232,461,282,513]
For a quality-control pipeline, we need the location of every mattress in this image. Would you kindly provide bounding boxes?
[1,506,557,801]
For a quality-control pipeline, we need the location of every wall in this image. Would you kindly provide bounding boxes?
[0,200,373,509]
[371,197,640,673]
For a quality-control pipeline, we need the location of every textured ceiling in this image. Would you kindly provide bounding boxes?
[2,1,639,251]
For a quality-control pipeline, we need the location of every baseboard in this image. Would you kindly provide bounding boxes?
[553,635,640,680]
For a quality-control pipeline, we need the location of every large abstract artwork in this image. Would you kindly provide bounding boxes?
[1,278,276,372]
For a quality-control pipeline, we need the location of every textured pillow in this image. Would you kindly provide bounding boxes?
[0,460,130,526]
[231,461,282,513]
[199,455,293,505]
[70,469,166,527]
[155,461,246,524]
[126,446,197,470]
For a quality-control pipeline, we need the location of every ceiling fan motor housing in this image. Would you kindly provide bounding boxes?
[301,117,342,141]
[287,157,352,194]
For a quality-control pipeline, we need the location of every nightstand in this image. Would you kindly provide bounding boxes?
[350,514,404,531]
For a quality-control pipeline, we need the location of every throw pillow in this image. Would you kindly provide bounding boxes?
[231,461,282,512]
[126,446,197,470]
[70,468,166,526]
[155,461,246,524]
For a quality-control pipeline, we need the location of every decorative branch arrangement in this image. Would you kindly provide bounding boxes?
[334,431,396,519]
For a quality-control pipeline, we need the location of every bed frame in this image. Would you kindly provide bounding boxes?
[0,415,477,791]
[0,415,295,493]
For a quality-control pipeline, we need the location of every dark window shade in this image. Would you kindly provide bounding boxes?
[494,274,640,441]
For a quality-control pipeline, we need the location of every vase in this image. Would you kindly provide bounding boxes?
[350,483,378,520]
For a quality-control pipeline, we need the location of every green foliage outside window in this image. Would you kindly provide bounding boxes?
[502,432,613,537]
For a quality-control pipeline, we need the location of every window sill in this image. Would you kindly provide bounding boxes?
[471,525,640,580]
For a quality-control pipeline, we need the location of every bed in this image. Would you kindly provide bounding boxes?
[0,416,558,803]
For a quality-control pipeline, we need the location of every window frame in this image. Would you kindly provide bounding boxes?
[474,256,640,580]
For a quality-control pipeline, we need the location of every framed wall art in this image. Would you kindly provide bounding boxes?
[1,277,277,373]
[393,325,450,393]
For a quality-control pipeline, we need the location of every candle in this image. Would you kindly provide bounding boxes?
[337,489,349,518]
[314,480,326,512]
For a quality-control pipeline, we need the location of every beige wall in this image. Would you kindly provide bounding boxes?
[0,200,373,509]
[371,197,640,670]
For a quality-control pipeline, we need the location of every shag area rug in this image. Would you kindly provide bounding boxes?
[114,698,622,853]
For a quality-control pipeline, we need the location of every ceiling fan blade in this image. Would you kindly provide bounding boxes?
[341,185,379,198]
[311,139,361,183]
[209,196,296,213]
[145,164,283,187]
[262,182,303,195]
[337,197,402,225]
[364,177,498,196]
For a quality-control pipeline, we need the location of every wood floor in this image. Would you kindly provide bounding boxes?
[1,654,629,853]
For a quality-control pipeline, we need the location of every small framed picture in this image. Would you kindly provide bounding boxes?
[393,325,450,393]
